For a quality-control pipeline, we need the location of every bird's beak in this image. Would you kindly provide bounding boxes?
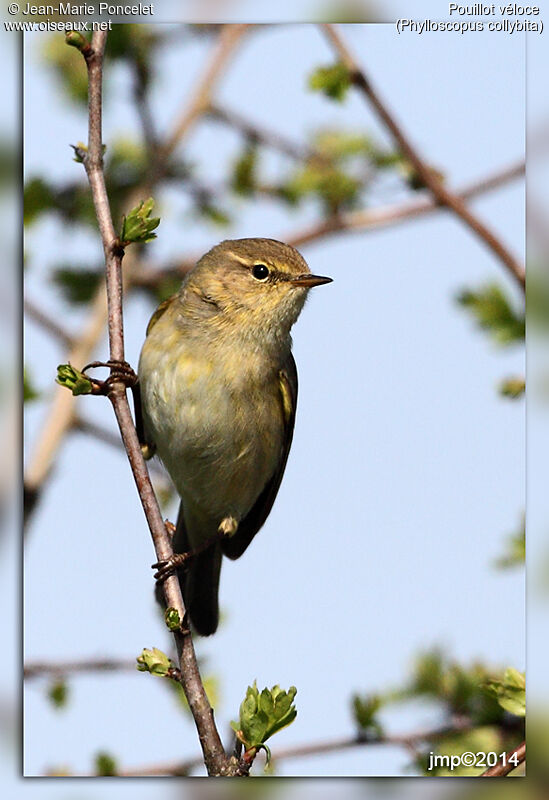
[289,273,333,288]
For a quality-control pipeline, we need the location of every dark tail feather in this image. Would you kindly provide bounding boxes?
[173,504,222,637]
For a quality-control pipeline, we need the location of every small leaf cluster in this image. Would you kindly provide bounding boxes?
[230,141,258,196]
[309,63,352,101]
[276,129,403,216]
[495,517,525,569]
[484,668,525,717]
[120,198,160,245]
[231,682,297,760]
[352,649,524,776]
[47,679,69,710]
[457,283,525,345]
[136,647,173,677]
[499,376,525,400]
[351,693,383,738]
[94,751,118,776]
[56,364,93,396]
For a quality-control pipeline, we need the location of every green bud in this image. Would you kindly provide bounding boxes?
[164,607,181,632]
[499,377,525,399]
[136,647,173,677]
[56,364,93,396]
[120,197,160,245]
[48,679,69,710]
[94,751,117,776]
[65,31,89,52]
[309,63,352,102]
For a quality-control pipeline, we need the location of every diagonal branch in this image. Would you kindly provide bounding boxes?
[321,24,525,292]
[480,740,525,777]
[77,30,229,777]
[129,159,524,290]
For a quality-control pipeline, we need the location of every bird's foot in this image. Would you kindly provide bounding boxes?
[152,551,193,582]
[81,359,139,394]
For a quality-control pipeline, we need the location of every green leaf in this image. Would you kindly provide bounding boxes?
[495,518,525,569]
[47,679,68,710]
[231,142,258,195]
[136,647,173,677]
[352,694,383,736]
[484,668,525,717]
[457,284,525,345]
[120,197,160,245]
[24,178,56,226]
[309,63,352,102]
[24,368,40,402]
[281,162,361,214]
[499,376,525,399]
[232,682,297,752]
[56,364,93,396]
[94,751,117,776]
[53,267,102,305]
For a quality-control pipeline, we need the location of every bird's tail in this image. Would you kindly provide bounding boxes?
[173,503,222,637]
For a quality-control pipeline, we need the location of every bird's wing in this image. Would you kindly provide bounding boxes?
[221,352,298,560]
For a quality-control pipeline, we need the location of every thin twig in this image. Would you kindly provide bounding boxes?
[24,298,74,347]
[321,24,525,292]
[480,740,525,777]
[208,102,319,162]
[79,30,229,777]
[24,658,135,679]
[72,717,474,776]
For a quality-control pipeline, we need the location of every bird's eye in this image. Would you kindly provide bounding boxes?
[252,264,270,281]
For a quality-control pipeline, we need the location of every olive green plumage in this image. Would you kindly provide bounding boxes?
[138,238,331,635]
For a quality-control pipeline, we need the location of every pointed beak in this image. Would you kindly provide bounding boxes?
[289,273,333,288]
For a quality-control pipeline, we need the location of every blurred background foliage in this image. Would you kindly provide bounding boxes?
[23,23,525,777]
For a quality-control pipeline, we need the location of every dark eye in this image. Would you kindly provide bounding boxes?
[252,264,270,281]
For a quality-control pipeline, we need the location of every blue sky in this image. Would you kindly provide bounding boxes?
[17,8,532,788]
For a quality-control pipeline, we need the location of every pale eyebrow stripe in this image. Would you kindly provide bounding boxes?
[225,251,251,266]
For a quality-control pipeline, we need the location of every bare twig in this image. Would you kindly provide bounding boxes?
[480,740,525,777]
[208,102,319,162]
[71,717,474,776]
[24,658,135,679]
[157,24,250,169]
[78,30,229,777]
[24,298,74,347]
[321,24,525,292]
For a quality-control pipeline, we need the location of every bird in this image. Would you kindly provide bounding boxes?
[138,238,332,635]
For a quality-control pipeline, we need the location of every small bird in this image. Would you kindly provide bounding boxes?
[138,238,332,635]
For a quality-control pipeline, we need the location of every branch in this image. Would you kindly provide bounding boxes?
[24,658,135,679]
[208,102,319,162]
[24,298,74,347]
[73,717,474,776]
[480,740,525,777]
[78,30,229,777]
[130,159,524,290]
[321,24,525,292]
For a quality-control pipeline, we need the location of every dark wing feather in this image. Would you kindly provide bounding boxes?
[221,353,298,560]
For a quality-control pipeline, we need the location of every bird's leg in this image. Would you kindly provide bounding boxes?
[152,516,239,582]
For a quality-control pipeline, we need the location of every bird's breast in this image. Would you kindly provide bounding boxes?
[138,326,286,522]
